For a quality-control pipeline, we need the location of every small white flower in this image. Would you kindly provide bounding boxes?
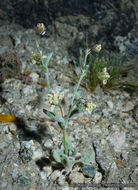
[85,102,96,113]
[47,91,64,106]
[103,79,107,85]
[98,67,110,85]
[32,59,36,65]
[102,67,107,72]
[94,44,102,52]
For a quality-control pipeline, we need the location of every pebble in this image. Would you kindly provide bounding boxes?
[107,131,126,152]
[17,175,32,187]
[62,186,70,190]
[107,100,114,109]
[40,171,47,180]
[122,101,134,112]
[91,125,102,134]
[22,86,35,96]
[50,170,61,181]
[29,72,39,83]
[43,166,52,177]
[0,134,12,150]
[44,139,54,149]
[32,149,43,160]
[57,174,66,186]
[69,172,85,184]
[22,140,34,149]
[8,123,17,131]
[102,109,109,117]
[11,172,18,180]
[93,171,102,184]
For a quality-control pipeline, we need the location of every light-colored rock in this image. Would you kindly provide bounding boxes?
[62,186,70,190]
[43,166,52,177]
[32,149,43,160]
[8,123,17,131]
[91,125,102,134]
[107,131,126,152]
[44,139,54,149]
[29,72,39,83]
[102,109,109,117]
[93,171,102,184]
[122,101,134,112]
[40,171,47,180]
[69,172,85,184]
[107,100,114,109]
[57,174,66,186]
[75,152,81,160]
[50,170,61,181]
[22,140,34,149]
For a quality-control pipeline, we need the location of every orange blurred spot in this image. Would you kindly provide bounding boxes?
[41,81,47,87]
[9,129,17,138]
[115,159,126,167]
[0,114,17,123]
[75,119,91,125]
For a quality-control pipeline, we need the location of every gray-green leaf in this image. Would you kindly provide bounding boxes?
[43,109,65,123]
[80,149,95,165]
[63,137,73,155]
[44,52,53,67]
[53,149,64,163]
[53,149,69,166]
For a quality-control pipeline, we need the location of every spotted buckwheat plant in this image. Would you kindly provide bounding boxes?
[34,23,99,172]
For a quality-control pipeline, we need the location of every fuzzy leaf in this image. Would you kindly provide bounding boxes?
[58,122,65,129]
[44,52,53,67]
[53,149,64,163]
[43,109,65,123]
[77,104,84,112]
[42,65,47,72]
[53,149,69,166]
[80,149,95,165]
[71,149,77,158]
[64,137,73,154]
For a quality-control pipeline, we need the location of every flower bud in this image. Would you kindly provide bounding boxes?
[94,44,102,53]
[37,23,46,36]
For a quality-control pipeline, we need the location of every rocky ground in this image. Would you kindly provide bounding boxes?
[0,0,138,190]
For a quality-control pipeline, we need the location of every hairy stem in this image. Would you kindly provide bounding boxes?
[36,40,51,92]
[63,129,68,155]
[65,53,88,129]
[45,67,50,93]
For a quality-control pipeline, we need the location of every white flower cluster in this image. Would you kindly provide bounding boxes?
[86,44,102,56]
[98,67,110,85]
[47,90,64,110]
[85,102,96,113]
[32,52,46,65]
[94,44,102,53]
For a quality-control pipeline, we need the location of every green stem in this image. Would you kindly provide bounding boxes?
[35,40,51,92]
[63,129,68,155]
[65,53,88,129]
[45,67,50,93]
[64,51,88,155]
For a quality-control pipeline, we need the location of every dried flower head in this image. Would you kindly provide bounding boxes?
[85,102,96,113]
[94,44,102,53]
[37,23,46,36]
[32,52,46,65]
[98,67,110,85]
